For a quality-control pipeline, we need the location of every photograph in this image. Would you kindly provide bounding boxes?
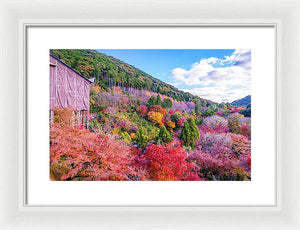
[49,49,251,181]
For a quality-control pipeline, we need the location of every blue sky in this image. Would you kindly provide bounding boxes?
[96,49,251,103]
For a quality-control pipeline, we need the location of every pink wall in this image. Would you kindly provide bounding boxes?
[49,55,90,111]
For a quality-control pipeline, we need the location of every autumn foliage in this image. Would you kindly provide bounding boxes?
[145,141,201,181]
[51,85,251,181]
[137,105,148,117]
[147,111,164,126]
[50,123,147,181]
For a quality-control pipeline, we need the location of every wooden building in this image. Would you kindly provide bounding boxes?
[49,54,92,128]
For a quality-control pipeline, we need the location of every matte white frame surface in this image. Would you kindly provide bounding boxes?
[0,0,299,229]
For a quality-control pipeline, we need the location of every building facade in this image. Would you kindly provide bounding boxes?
[49,54,92,128]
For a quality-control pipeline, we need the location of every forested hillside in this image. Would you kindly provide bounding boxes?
[50,49,215,105]
[49,49,251,181]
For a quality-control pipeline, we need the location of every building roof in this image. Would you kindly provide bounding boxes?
[50,53,93,83]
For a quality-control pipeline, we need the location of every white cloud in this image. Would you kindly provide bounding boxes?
[181,86,250,103]
[170,49,251,103]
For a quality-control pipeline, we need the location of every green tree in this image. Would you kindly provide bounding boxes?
[135,127,149,148]
[222,109,231,117]
[180,121,191,148]
[121,132,131,143]
[162,98,173,109]
[156,125,173,143]
[202,109,216,117]
[219,102,227,109]
[199,117,204,125]
[180,118,200,149]
[195,100,201,115]
[209,104,217,112]
[156,94,162,105]
[171,112,181,124]
[191,110,196,117]
[147,96,156,106]
[194,116,200,125]
[189,118,200,140]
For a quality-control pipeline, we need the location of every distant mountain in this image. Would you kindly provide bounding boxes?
[50,49,216,106]
[231,95,251,107]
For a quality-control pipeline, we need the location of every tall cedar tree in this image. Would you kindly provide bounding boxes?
[195,100,201,115]
[157,125,173,143]
[189,118,200,145]
[147,96,156,106]
[180,121,191,148]
[162,98,173,109]
[135,127,149,148]
[180,118,200,149]
[156,94,162,105]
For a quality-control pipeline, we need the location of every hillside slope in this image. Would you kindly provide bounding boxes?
[50,49,215,105]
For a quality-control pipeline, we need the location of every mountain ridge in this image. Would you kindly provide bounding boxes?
[231,95,251,107]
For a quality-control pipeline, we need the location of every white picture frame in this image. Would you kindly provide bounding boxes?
[0,0,299,229]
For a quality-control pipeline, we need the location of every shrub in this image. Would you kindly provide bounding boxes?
[89,118,102,132]
[202,109,216,117]
[216,111,223,116]
[201,133,232,156]
[124,112,159,140]
[50,124,146,181]
[145,141,195,180]
[228,113,243,134]
[188,151,250,181]
[240,124,251,138]
[167,120,176,130]
[227,113,251,136]
[137,105,148,117]
[177,118,184,127]
[53,108,73,126]
[148,105,167,116]
[229,133,251,156]
[228,119,240,134]
[203,115,228,129]
[147,111,164,126]
[222,109,231,117]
